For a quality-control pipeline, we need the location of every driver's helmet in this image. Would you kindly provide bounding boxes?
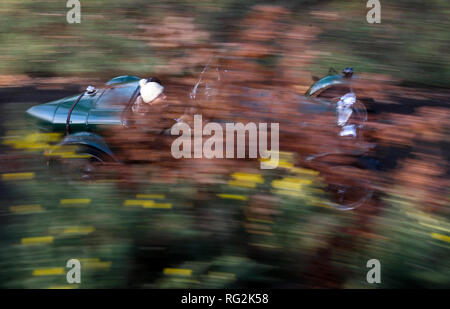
[139,77,164,104]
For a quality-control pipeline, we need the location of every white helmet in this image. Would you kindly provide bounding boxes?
[139,78,164,103]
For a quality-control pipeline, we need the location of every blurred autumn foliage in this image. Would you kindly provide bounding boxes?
[0,1,449,288]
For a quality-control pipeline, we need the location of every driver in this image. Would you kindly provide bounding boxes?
[132,77,194,134]
[132,77,167,114]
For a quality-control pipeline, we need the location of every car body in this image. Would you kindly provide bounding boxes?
[26,75,143,160]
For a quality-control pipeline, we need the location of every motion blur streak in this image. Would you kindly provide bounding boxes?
[0,1,448,289]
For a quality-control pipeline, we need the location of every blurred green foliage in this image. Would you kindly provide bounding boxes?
[313,0,450,87]
[0,0,448,86]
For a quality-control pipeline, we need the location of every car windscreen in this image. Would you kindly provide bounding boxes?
[95,84,137,108]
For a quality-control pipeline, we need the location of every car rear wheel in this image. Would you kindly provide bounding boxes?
[325,173,374,210]
[306,154,375,210]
